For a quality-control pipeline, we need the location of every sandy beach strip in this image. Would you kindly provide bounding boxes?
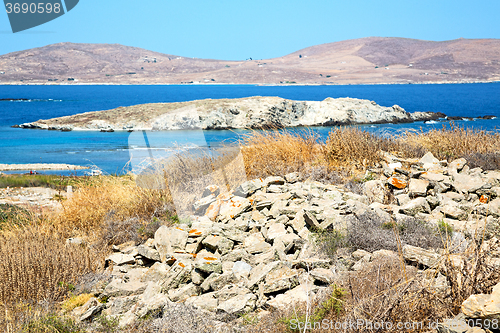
[0,163,89,171]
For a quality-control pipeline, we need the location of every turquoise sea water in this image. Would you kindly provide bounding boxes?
[0,83,499,174]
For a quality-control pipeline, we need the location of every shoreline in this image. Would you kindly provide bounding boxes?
[0,80,499,87]
[0,163,89,171]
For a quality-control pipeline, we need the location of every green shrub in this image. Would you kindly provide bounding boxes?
[437,219,454,236]
[279,284,345,332]
[22,314,83,333]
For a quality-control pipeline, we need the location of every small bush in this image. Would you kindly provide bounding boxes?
[56,176,170,237]
[0,174,74,189]
[279,285,345,332]
[437,219,454,237]
[61,293,93,313]
[314,230,346,257]
[0,204,35,230]
[347,211,443,253]
[21,313,83,333]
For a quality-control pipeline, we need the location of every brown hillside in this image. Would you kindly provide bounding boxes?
[0,37,499,85]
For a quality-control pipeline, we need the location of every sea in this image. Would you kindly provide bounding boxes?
[0,83,499,175]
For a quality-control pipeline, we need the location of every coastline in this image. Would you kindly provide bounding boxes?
[0,80,499,86]
[0,163,89,171]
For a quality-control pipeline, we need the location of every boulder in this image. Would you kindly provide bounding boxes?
[137,245,160,262]
[267,284,319,310]
[448,158,468,173]
[462,282,500,320]
[218,196,252,221]
[154,226,188,262]
[234,179,264,197]
[247,261,281,289]
[285,172,301,183]
[303,211,321,230]
[143,262,170,282]
[388,176,408,189]
[168,283,201,302]
[232,261,253,277]
[192,194,217,215]
[217,293,257,316]
[72,297,103,321]
[185,293,219,312]
[264,176,286,186]
[105,253,135,266]
[202,185,220,198]
[402,245,441,268]
[244,232,272,254]
[195,255,223,275]
[310,268,335,284]
[452,174,487,193]
[202,235,234,255]
[408,178,429,197]
[263,262,300,293]
[442,204,468,220]
[400,197,431,216]
[267,223,288,240]
[160,261,193,291]
[364,180,386,203]
[103,279,147,298]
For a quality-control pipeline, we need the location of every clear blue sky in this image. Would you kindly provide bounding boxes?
[1,0,499,60]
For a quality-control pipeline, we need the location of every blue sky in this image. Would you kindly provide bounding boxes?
[1,0,499,60]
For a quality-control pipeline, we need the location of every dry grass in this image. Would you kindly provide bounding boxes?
[0,226,102,332]
[401,123,500,162]
[55,176,172,240]
[60,293,93,313]
[322,127,395,170]
[134,145,247,217]
[240,130,322,178]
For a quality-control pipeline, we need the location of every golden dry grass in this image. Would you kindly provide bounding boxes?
[55,176,171,239]
[61,293,93,313]
[322,127,397,170]
[0,226,102,331]
[240,130,322,178]
[401,123,500,161]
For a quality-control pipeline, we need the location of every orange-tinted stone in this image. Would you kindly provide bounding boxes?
[480,195,489,204]
[388,177,408,189]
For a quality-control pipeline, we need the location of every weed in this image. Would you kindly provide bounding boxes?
[278,284,345,332]
[0,204,35,230]
[94,314,119,333]
[314,229,346,257]
[21,313,83,333]
[61,293,93,313]
[437,219,454,237]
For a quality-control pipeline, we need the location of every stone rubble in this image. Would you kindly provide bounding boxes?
[69,152,500,328]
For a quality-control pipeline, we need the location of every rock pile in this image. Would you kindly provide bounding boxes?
[69,152,500,329]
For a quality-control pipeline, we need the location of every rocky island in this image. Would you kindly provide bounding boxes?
[15,96,445,131]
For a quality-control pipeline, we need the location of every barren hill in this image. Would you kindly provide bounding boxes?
[1,37,499,85]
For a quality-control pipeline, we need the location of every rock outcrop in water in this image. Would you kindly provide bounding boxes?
[15,97,445,131]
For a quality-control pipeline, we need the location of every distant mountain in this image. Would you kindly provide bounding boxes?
[1,37,499,85]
